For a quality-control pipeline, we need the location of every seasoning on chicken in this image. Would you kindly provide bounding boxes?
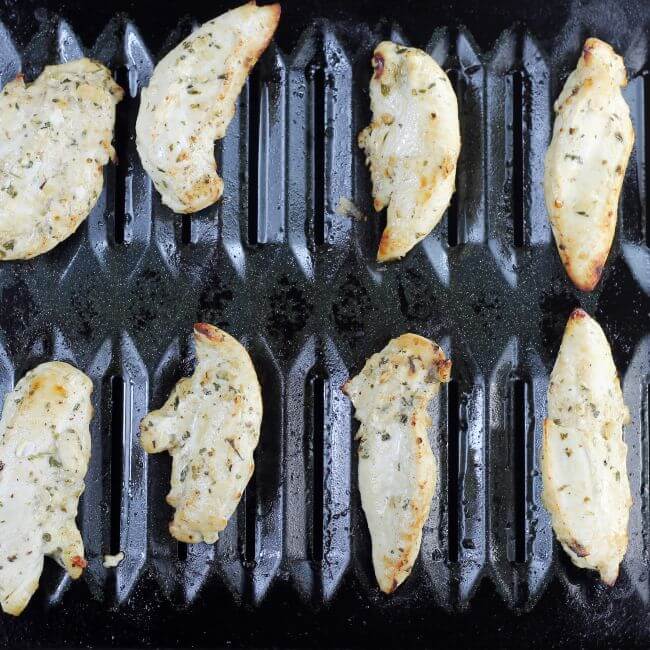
[136,1,280,213]
[542,309,631,584]
[343,333,451,592]
[358,42,460,261]
[0,59,123,260]
[544,38,633,291]
[0,362,93,615]
[140,324,262,544]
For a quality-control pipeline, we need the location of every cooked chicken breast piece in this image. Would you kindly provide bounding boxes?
[135,1,280,213]
[542,309,631,585]
[0,58,123,260]
[343,333,451,593]
[0,362,93,616]
[544,38,633,291]
[358,41,460,262]
[140,324,262,544]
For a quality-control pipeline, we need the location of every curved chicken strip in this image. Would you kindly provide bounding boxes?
[542,309,631,585]
[358,42,460,262]
[343,333,451,593]
[544,38,633,291]
[0,362,93,616]
[140,324,262,544]
[136,1,280,213]
[0,58,123,260]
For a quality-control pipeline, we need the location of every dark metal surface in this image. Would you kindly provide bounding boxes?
[0,0,649,647]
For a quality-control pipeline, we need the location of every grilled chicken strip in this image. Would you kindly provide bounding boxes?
[0,58,123,260]
[136,1,280,213]
[358,41,460,262]
[343,333,451,592]
[0,362,93,616]
[544,38,633,291]
[140,324,262,544]
[542,309,631,585]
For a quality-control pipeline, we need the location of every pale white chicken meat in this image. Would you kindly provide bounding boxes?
[343,333,451,593]
[544,38,633,291]
[135,1,280,213]
[0,58,123,260]
[140,323,262,544]
[0,362,93,616]
[358,41,460,262]
[542,309,631,585]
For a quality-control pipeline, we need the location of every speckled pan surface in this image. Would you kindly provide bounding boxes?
[0,0,649,647]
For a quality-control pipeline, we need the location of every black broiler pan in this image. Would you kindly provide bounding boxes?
[0,0,649,647]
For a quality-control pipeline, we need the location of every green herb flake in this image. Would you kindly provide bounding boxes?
[564,154,583,163]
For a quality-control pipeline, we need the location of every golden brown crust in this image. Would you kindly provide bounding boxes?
[251,2,281,54]
[193,322,226,343]
[377,227,394,262]
[555,214,615,292]
[569,308,587,321]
